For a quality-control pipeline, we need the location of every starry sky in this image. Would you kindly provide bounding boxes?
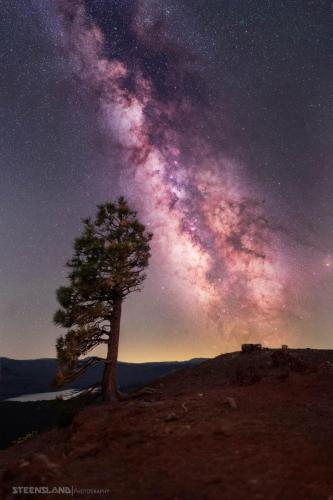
[0,0,332,361]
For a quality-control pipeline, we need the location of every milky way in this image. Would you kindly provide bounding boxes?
[54,0,298,349]
[1,0,331,360]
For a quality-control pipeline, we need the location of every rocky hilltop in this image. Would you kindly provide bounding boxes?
[1,348,333,499]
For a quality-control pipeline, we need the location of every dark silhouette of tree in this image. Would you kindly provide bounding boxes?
[53,197,152,402]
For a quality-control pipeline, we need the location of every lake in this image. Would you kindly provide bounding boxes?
[4,389,82,402]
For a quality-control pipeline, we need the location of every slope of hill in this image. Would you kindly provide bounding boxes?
[0,357,206,400]
[1,348,333,499]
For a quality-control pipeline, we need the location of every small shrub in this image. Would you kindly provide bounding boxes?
[12,431,38,445]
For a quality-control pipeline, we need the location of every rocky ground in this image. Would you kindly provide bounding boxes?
[1,348,333,499]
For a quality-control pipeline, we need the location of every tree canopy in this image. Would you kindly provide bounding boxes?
[53,197,152,400]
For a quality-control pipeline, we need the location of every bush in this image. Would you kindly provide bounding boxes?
[12,431,38,445]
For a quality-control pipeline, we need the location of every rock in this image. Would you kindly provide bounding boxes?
[213,421,233,436]
[138,400,165,408]
[126,386,161,400]
[17,453,60,478]
[0,452,60,495]
[165,412,179,422]
[224,397,237,410]
[141,387,159,394]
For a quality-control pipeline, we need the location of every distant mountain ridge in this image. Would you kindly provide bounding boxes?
[0,357,207,401]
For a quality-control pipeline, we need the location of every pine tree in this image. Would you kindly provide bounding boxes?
[53,197,152,402]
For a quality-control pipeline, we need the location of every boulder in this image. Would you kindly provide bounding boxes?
[223,397,237,410]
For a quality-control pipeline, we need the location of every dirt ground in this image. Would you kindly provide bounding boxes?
[1,348,333,499]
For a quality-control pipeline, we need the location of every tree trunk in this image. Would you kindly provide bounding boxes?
[102,299,122,402]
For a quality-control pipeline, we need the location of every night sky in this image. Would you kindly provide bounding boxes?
[1,0,332,361]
